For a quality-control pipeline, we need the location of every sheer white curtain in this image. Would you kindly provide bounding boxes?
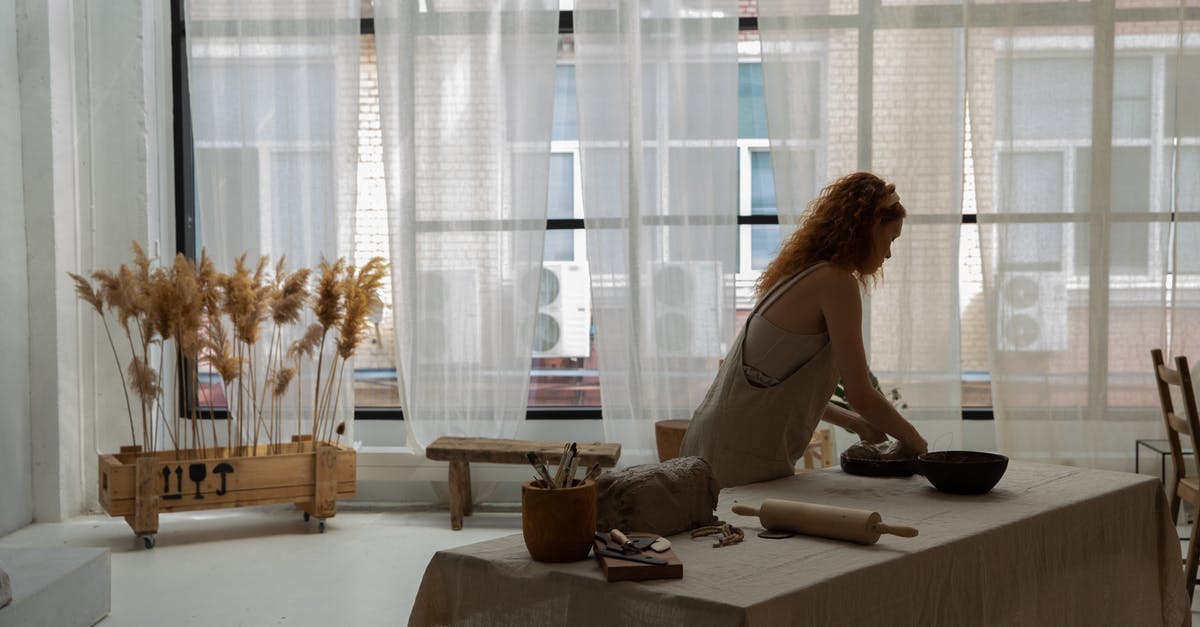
[186,1,361,443]
[968,0,1200,469]
[375,1,559,449]
[757,2,964,450]
[574,0,739,465]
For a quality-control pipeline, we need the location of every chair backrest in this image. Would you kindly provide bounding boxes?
[1151,349,1200,482]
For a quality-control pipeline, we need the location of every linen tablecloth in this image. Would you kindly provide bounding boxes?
[409,461,1191,626]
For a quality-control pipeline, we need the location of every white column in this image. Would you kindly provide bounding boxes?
[0,0,33,536]
[16,0,165,521]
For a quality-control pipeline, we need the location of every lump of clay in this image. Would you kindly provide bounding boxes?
[842,439,916,461]
[595,456,719,537]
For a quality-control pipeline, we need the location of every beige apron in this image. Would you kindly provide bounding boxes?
[680,264,839,488]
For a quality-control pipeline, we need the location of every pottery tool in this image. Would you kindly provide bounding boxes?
[731,498,917,545]
[563,446,582,486]
[609,528,640,554]
[583,462,603,481]
[525,452,555,487]
[552,442,575,488]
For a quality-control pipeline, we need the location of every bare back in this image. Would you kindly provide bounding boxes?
[759,264,844,335]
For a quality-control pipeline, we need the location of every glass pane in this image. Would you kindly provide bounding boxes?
[998,152,1064,269]
[1074,146,1151,275]
[191,61,335,143]
[547,153,574,220]
[1113,56,1151,139]
[271,151,334,259]
[738,62,767,138]
[997,58,1091,141]
[529,247,598,407]
[543,230,574,262]
[1165,54,1200,138]
[751,224,781,270]
[552,65,578,141]
[353,35,399,408]
[1170,146,1200,274]
[750,150,776,215]
[959,223,991,407]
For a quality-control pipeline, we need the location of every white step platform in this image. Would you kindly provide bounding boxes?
[0,547,110,627]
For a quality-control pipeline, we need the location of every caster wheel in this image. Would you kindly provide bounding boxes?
[319,520,326,533]
[303,512,311,522]
[142,535,156,550]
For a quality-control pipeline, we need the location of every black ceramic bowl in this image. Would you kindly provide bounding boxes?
[918,450,1009,495]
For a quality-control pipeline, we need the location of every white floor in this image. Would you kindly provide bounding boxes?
[0,503,521,627]
[2,506,1199,626]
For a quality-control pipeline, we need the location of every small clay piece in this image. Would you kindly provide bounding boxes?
[649,537,671,553]
[757,529,797,539]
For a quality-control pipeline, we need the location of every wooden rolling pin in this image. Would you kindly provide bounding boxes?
[731,498,918,545]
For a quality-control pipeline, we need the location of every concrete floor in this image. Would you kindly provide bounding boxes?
[0,503,520,627]
[2,505,1199,626]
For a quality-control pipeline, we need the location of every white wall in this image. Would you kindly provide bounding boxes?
[0,0,33,537]
[17,0,87,523]
[75,0,171,512]
[5,0,165,526]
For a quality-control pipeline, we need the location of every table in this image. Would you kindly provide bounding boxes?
[1136,438,1194,482]
[408,461,1190,627]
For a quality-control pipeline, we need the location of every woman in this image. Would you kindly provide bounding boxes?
[680,172,928,488]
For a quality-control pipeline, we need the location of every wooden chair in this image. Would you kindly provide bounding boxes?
[1150,348,1200,598]
[800,428,836,471]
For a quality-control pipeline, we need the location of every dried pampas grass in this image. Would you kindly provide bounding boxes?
[71,243,389,457]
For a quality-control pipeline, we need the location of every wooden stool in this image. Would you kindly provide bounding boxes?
[425,437,621,530]
[655,420,690,462]
[801,428,835,471]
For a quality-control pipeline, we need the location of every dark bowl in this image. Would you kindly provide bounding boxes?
[918,450,1009,495]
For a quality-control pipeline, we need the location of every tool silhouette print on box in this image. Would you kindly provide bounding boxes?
[159,462,235,500]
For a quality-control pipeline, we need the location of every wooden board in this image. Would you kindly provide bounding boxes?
[592,535,683,582]
[425,437,621,465]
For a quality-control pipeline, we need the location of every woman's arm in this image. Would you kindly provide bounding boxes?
[820,271,928,453]
[822,402,887,443]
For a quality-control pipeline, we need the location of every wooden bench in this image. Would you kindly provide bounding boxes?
[425,437,622,530]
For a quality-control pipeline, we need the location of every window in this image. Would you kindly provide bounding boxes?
[179,4,1199,422]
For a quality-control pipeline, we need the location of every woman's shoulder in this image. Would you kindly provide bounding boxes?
[806,264,860,304]
[807,262,856,285]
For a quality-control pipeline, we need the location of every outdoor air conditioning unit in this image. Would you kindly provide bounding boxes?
[417,269,482,364]
[643,261,725,358]
[531,261,592,358]
[995,271,1067,352]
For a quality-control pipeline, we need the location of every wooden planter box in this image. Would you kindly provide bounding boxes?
[98,436,355,548]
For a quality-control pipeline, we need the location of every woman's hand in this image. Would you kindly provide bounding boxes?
[898,435,928,456]
[856,422,888,444]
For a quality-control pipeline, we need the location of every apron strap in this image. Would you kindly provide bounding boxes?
[753,261,830,316]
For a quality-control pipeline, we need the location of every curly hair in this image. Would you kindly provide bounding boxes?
[755,172,906,299]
